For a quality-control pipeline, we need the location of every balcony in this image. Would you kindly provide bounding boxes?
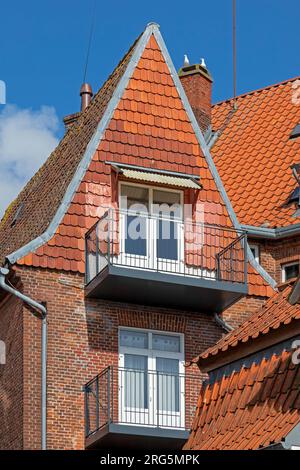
[85,209,248,312]
[84,366,200,450]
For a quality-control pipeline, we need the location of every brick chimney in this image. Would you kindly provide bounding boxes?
[178,62,213,135]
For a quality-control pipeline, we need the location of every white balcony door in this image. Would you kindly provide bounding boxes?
[118,328,185,429]
[118,183,183,272]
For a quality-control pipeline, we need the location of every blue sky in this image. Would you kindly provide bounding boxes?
[1,0,299,125]
[0,0,299,215]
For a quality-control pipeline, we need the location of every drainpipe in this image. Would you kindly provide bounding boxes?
[214,312,234,332]
[0,267,47,450]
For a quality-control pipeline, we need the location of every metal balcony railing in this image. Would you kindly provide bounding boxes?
[84,366,201,437]
[85,209,247,286]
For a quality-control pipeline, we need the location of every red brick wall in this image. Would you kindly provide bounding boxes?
[219,235,300,330]
[222,295,267,329]
[14,265,223,450]
[0,292,23,449]
[249,236,300,284]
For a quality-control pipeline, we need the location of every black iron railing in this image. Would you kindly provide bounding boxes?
[84,366,201,437]
[85,209,247,286]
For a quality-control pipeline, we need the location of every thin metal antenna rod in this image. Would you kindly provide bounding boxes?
[233,0,237,109]
[83,0,97,83]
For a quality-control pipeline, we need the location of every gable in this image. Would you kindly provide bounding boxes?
[1,24,274,297]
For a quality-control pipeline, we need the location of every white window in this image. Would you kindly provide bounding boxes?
[282,262,300,282]
[118,183,184,272]
[118,327,185,429]
[249,243,260,263]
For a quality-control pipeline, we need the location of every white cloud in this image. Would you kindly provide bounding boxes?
[0,104,59,217]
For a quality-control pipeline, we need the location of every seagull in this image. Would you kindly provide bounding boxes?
[183,54,190,66]
[200,58,207,68]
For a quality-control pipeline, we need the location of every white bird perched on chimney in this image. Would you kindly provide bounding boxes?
[200,58,207,68]
[183,54,190,66]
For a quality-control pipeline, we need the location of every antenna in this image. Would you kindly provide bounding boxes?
[232,0,237,110]
[83,0,97,83]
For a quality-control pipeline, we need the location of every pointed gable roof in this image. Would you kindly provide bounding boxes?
[0,23,275,296]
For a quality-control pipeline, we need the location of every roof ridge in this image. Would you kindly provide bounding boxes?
[213,75,300,107]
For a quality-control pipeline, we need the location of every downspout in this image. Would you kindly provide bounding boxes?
[0,267,47,450]
[214,312,234,332]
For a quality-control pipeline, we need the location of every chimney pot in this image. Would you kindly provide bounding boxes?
[80,83,93,111]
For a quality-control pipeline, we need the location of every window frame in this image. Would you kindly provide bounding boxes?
[118,327,185,426]
[118,326,184,363]
[249,243,260,264]
[118,182,185,267]
[119,181,184,220]
[281,261,300,282]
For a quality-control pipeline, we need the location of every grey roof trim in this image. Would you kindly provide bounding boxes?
[207,130,220,150]
[5,24,156,266]
[153,28,276,292]
[246,245,277,289]
[242,223,300,239]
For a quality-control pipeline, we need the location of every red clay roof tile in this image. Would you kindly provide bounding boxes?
[197,283,299,361]
[185,345,300,450]
[212,78,300,228]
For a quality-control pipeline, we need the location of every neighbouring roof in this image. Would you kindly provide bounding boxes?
[198,282,300,362]
[185,346,300,450]
[212,77,300,228]
[185,282,300,450]
[0,34,140,265]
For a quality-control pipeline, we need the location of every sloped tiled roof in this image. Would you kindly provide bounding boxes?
[0,35,140,265]
[211,77,300,228]
[199,283,299,361]
[0,25,275,298]
[185,347,300,450]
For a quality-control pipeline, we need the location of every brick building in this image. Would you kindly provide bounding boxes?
[0,23,299,450]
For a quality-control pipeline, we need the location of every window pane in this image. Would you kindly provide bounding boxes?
[156,358,179,412]
[284,264,299,281]
[153,190,180,206]
[250,244,259,263]
[125,214,147,256]
[152,334,180,352]
[124,354,148,409]
[156,219,178,260]
[120,330,148,349]
[153,190,181,219]
[121,185,149,212]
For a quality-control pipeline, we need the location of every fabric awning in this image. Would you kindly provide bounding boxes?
[107,162,201,189]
